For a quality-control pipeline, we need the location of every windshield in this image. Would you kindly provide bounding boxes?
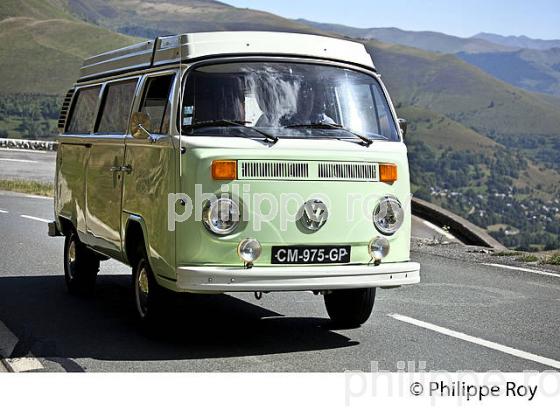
[181,62,399,142]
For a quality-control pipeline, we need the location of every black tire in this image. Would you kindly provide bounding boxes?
[64,232,100,295]
[132,252,167,327]
[324,288,376,328]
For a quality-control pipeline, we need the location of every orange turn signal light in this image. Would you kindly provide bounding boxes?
[212,160,237,180]
[379,163,398,183]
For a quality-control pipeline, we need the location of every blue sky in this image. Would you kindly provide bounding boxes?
[223,0,560,40]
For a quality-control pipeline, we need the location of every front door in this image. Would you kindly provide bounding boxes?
[85,78,139,257]
[122,72,177,279]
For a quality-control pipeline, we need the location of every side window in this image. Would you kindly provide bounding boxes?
[139,74,174,134]
[96,79,138,134]
[66,86,101,134]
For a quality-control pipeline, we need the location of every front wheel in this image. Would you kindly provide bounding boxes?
[324,288,376,328]
[64,233,100,295]
[132,256,166,327]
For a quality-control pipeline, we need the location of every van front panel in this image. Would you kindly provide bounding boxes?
[174,138,411,268]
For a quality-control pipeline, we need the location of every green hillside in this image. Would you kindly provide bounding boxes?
[0,0,72,20]
[0,17,136,94]
[398,106,498,152]
[66,0,317,37]
[0,0,137,136]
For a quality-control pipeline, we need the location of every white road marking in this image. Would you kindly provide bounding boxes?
[24,194,52,200]
[0,209,7,214]
[422,220,456,240]
[20,214,50,223]
[3,357,44,372]
[482,263,560,279]
[0,158,38,163]
[389,313,560,370]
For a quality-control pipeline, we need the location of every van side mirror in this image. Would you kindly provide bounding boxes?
[130,112,155,141]
[398,118,408,137]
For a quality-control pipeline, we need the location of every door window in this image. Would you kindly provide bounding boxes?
[96,79,138,134]
[139,74,175,134]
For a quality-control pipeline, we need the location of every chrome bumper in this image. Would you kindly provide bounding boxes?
[175,261,420,292]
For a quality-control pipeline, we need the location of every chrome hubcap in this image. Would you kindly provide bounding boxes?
[136,266,149,317]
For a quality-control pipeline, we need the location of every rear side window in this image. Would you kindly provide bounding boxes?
[139,74,174,134]
[66,86,101,134]
[96,79,138,134]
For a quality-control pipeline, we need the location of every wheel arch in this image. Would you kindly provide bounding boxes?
[58,216,75,236]
[124,214,150,268]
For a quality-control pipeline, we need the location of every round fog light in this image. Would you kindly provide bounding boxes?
[369,236,390,261]
[237,238,262,264]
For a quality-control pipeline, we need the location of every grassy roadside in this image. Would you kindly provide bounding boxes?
[505,251,560,266]
[0,179,53,197]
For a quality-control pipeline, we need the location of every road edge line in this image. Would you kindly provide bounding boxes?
[482,263,560,278]
[20,214,50,223]
[389,313,560,370]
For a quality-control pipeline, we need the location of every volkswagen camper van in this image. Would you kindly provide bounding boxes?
[49,31,420,328]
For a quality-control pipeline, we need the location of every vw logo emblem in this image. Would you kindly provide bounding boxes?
[297,199,328,232]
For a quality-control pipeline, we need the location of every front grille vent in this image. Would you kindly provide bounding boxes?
[239,161,309,179]
[238,160,379,181]
[318,162,377,181]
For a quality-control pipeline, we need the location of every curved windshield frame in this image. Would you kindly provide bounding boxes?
[180,61,400,142]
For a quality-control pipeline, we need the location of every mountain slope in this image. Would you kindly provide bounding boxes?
[457,48,560,97]
[0,0,72,20]
[474,33,560,51]
[67,0,317,37]
[0,16,136,94]
[299,19,514,54]
[302,19,560,98]
[369,40,560,138]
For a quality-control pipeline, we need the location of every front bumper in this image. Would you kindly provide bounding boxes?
[175,261,420,292]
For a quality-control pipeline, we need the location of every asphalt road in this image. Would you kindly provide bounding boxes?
[0,149,56,183]
[0,190,559,372]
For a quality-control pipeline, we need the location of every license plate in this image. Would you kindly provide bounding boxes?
[271,245,351,264]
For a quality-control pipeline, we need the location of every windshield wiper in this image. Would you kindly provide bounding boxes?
[285,122,377,147]
[186,119,278,144]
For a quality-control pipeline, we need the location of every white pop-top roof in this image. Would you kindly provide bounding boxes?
[78,31,375,81]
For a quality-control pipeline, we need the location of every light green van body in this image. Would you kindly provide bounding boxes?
[53,32,420,294]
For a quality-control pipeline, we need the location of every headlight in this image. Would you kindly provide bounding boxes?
[373,196,404,235]
[237,238,262,264]
[202,198,240,235]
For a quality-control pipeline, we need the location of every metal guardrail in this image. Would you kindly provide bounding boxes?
[412,197,506,250]
[0,138,58,151]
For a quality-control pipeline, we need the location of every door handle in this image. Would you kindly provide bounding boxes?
[109,165,133,173]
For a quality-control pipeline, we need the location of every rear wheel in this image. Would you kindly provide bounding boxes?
[64,233,100,295]
[324,288,376,328]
